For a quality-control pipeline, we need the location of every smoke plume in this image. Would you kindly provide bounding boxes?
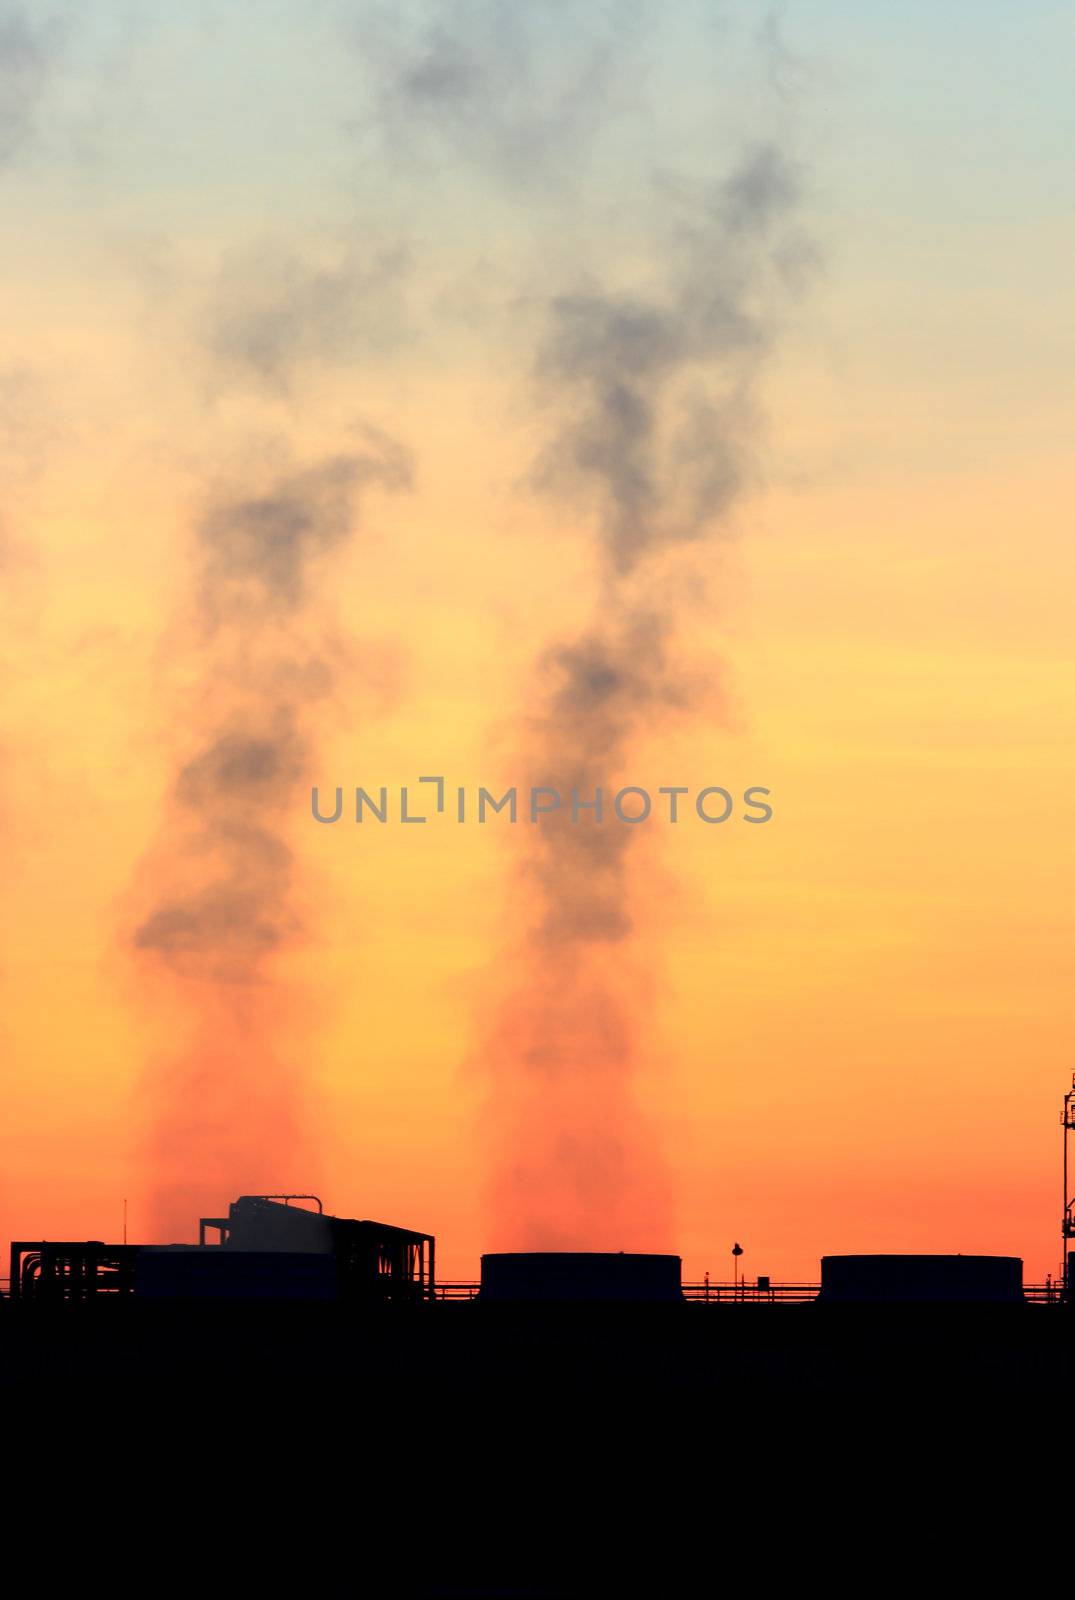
[132,438,411,1235]
[203,242,410,395]
[444,29,809,1245]
[0,2,64,164]
[359,0,649,188]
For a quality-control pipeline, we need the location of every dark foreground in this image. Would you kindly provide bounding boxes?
[4,1300,1069,1593]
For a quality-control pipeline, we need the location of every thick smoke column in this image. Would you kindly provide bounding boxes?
[485,147,803,1247]
[534,145,798,574]
[365,4,808,1246]
[132,440,410,1235]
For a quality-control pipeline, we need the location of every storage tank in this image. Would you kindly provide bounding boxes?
[480,1252,683,1303]
[818,1254,1024,1305]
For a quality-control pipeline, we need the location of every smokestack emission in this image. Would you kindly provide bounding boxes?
[119,20,419,1241]
[484,140,805,1248]
[131,438,411,1236]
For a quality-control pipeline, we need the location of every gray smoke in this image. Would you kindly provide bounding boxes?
[356,0,650,186]
[135,440,411,987]
[454,24,810,1244]
[335,1,811,1249]
[196,442,411,624]
[535,144,799,575]
[521,143,802,944]
[133,724,307,979]
[132,425,411,1235]
[204,242,410,394]
[0,2,63,164]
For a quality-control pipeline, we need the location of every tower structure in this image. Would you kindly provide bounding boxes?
[1063,1075,1075,1299]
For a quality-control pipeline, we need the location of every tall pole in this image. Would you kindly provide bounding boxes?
[1064,1076,1075,1300]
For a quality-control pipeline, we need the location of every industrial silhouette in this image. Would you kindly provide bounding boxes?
[6,1075,1075,1306]
[4,1081,1072,1598]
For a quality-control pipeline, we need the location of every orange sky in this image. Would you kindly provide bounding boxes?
[2,4,1073,1284]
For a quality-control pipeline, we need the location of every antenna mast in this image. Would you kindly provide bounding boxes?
[1063,1075,1075,1301]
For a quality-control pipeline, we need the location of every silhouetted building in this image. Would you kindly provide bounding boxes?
[9,1194,435,1303]
[135,1246,340,1300]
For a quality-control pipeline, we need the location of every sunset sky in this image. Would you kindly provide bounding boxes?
[2,1,1073,1283]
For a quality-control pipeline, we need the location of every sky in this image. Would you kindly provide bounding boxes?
[1,0,1073,1282]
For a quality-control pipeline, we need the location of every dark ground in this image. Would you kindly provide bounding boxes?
[4,1300,1068,1594]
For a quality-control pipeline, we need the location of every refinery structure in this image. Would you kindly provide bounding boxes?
[6,1076,1075,1309]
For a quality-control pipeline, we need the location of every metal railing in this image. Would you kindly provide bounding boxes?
[433,1281,1064,1305]
[684,1281,817,1303]
[1024,1283,1063,1304]
[430,1281,817,1302]
[0,1272,1062,1304]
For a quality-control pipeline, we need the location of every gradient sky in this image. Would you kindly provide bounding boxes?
[2,1,1073,1282]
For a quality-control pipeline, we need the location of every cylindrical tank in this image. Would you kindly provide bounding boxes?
[479,1251,683,1302]
[818,1254,1024,1304]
